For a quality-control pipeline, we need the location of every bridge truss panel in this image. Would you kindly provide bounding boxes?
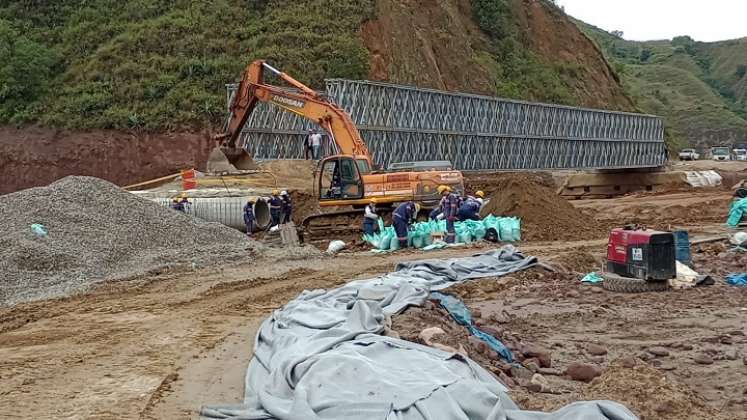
[230,79,667,170]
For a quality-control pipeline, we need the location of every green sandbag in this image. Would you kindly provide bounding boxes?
[473,223,486,240]
[378,232,391,250]
[727,198,747,227]
[389,235,400,251]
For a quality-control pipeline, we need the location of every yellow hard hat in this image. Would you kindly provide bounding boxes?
[437,185,450,195]
[414,203,421,214]
[180,193,188,199]
[272,189,280,196]
[369,197,378,204]
[475,190,485,198]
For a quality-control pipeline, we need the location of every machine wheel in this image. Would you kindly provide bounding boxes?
[601,273,669,293]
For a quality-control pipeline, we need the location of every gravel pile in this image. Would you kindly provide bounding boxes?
[0,176,258,306]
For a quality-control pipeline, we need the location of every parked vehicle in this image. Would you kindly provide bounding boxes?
[678,148,700,161]
[712,146,731,161]
[733,148,747,161]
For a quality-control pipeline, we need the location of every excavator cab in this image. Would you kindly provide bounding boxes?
[319,156,365,201]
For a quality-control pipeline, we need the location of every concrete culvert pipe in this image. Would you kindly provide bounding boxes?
[251,199,271,230]
[150,196,270,232]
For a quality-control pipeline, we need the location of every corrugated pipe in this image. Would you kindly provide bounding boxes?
[152,197,271,231]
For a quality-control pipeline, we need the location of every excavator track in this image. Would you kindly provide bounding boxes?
[301,209,366,241]
[301,208,395,243]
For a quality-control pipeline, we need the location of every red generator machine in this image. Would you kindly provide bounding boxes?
[603,227,676,292]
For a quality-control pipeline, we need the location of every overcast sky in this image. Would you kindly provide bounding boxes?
[556,0,747,42]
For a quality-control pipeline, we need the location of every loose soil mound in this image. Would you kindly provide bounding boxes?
[478,174,605,241]
[0,176,257,306]
[582,363,725,420]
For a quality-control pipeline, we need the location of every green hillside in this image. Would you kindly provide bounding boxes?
[0,0,374,130]
[1,0,629,131]
[575,20,747,148]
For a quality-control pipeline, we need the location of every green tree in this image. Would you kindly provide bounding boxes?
[639,48,652,63]
[471,0,513,41]
[0,20,58,122]
[736,64,747,79]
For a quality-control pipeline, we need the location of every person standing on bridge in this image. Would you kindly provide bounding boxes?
[438,185,460,244]
[393,201,420,248]
[310,130,322,160]
[304,129,313,160]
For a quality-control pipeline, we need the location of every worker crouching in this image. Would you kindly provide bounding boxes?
[457,195,482,221]
[393,201,420,248]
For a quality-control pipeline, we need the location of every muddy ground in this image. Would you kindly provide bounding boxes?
[393,243,747,420]
[0,185,745,419]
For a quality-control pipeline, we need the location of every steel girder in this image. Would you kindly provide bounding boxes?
[229,79,667,170]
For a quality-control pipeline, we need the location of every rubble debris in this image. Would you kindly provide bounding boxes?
[582,364,724,420]
[565,362,603,382]
[586,344,608,356]
[0,176,258,306]
[647,347,670,357]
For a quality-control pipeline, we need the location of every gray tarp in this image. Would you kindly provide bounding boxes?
[202,247,638,420]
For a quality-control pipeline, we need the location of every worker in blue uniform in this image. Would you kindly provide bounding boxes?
[268,189,282,227]
[243,198,255,236]
[429,207,442,221]
[438,185,460,244]
[362,198,380,235]
[457,197,482,221]
[280,190,293,224]
[392,201,420,248]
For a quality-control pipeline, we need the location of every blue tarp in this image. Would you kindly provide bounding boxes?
[430,292,513,362]
[726,273,747,286]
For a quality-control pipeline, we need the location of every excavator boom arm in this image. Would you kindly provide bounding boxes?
[218,60,371,165]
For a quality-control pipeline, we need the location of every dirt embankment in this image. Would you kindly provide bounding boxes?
[515,0,635,110]
[0,126,212,195]
[477,174,606,241]
[361,0,634,111]
[361,0,495,93]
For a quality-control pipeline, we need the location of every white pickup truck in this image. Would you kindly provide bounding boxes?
[678,148,700,161]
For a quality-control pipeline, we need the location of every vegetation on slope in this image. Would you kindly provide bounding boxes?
[471,0,579,106]
[1,0,629,131]
[0,0,373,130]
[576,20,747,148]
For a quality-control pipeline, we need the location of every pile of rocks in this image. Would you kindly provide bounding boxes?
[0,176,258,306]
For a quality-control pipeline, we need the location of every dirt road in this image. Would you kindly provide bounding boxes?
[0,244,511,419]
[0,188,743,419]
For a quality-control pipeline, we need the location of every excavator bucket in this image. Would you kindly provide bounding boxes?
[229,148,258,170]
[206,146,258,173]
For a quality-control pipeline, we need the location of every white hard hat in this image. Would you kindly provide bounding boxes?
[281,190,289,196]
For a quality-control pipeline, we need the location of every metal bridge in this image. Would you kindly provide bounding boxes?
[229,79,667,170]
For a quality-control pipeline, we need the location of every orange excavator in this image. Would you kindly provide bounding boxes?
[215,60,464,234]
